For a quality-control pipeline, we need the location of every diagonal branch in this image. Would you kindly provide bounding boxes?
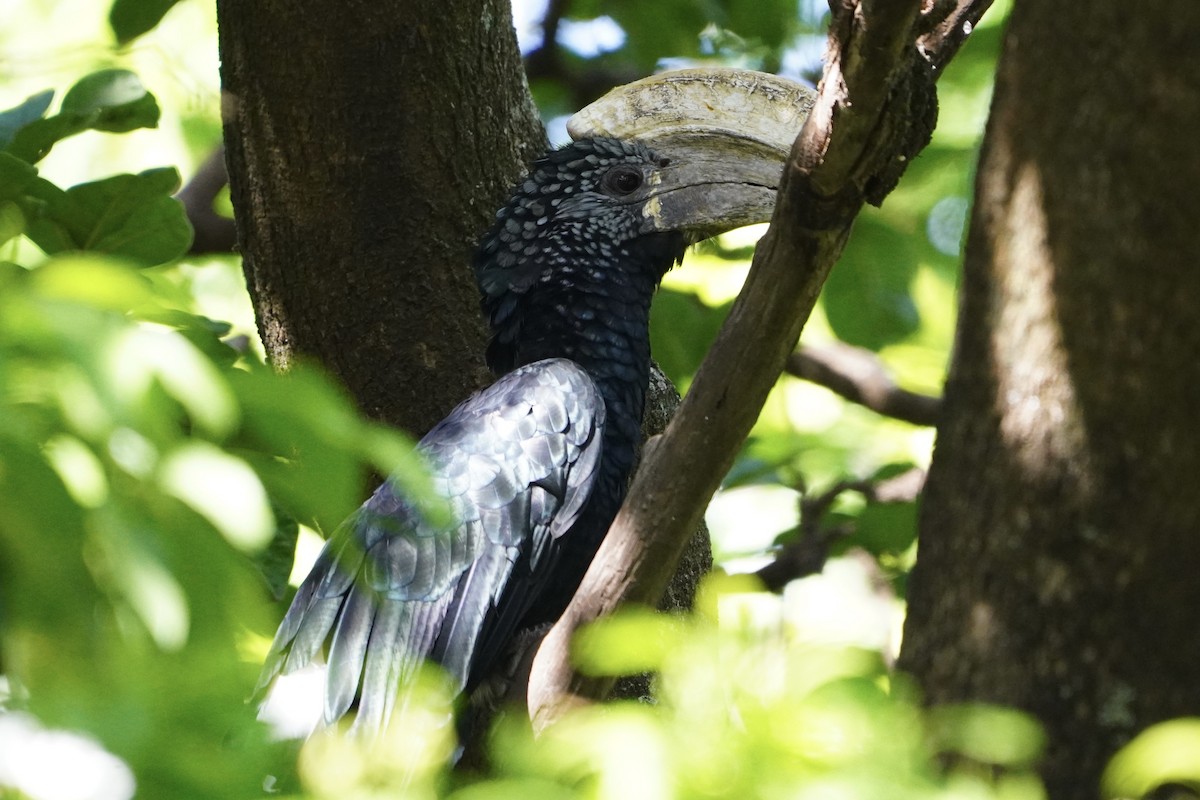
[786,342,942,426]
[528,0,992,730]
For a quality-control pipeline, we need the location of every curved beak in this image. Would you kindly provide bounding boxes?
[567,68,815,240]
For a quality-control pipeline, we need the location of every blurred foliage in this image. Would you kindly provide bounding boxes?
[0,20,434,794]
[6,1,1187,800]
[291,581,1049,800]
[1102,719,1200,799]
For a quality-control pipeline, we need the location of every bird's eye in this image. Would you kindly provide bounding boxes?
[602,165,644,196]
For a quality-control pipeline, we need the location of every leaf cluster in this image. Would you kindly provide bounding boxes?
[0,61,437,798]
[294,581,1049,800]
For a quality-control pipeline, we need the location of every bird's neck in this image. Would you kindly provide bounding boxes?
[510,269,657,440]
[485,242,679,479]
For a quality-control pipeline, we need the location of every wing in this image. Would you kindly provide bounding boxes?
[257,358,604,736]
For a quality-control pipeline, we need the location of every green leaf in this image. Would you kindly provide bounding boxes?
[0,201,24,246]
[23,168,193,264]
[930,703,1046,768]
[30,254,156,310]
[649,289,730,387]
[0,89,54,150]
[724,0,799,54]
[574,606,685,676]
[3,70,160,163]
[109,0,184,45]
[843,500,918,557]
[0,152,38,200]
[821,213,920,350]
[159,441,274,551]
[61,68,160,132]
[255,514,300,600]
[1102,718,1200,799]
[230,365,369,532]
[0,429,98,637]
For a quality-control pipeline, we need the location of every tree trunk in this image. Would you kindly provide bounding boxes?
[899,3,1200,796]
[216,0,545,434]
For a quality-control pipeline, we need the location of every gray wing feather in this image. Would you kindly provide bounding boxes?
[258,358,604,737]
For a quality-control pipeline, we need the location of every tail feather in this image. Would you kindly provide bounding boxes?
[433,546,516,689]
[353,598,410,735]
[324,584,375,724]
[282,595,341,673]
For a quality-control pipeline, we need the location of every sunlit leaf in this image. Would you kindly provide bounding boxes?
[574,606,685,676]
[930,703,1046,768]
[30,255,156,310]
[107,324,239,438]
[60,69,159,131]
[1102,718,1200,799]
[43,434,109,508]
[3,71,160,163]
[0,89,53,149]
[114,543,192,651]
[159,441,275,551]
[298,667,455,797]
[0,200,24,246]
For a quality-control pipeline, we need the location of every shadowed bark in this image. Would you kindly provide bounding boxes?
[217,0,544,434]
[899,3,1200,796]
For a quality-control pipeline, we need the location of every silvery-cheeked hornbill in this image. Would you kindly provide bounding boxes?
[257,69,813,736]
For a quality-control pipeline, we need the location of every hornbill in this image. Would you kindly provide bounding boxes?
[258,69,813,736]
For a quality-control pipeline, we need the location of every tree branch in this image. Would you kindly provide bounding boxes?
[528,0,989,730]
[917,0,993,74]
[755,466,926,592]
[176,143,237,255]
[785,342,942,426]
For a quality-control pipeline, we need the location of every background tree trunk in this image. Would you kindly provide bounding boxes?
[899,2,1200,796]
[216,0,545,434]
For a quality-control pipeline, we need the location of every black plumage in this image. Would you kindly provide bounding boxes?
[258,135,775,736]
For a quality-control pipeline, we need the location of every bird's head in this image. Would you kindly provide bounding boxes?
[474,68,815,374]
[474,137,698,303]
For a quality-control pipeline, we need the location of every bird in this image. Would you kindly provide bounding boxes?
[256,109,795,737]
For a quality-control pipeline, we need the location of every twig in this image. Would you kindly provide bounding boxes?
[754,525,848,593]
[754,466,926,592]
[785,342,942,426]
[917,0,993,74]
[176,143,237,254]
[527,0,992,730]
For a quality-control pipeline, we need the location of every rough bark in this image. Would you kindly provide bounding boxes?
[216,0,544,433]
[899,3,1200,796]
